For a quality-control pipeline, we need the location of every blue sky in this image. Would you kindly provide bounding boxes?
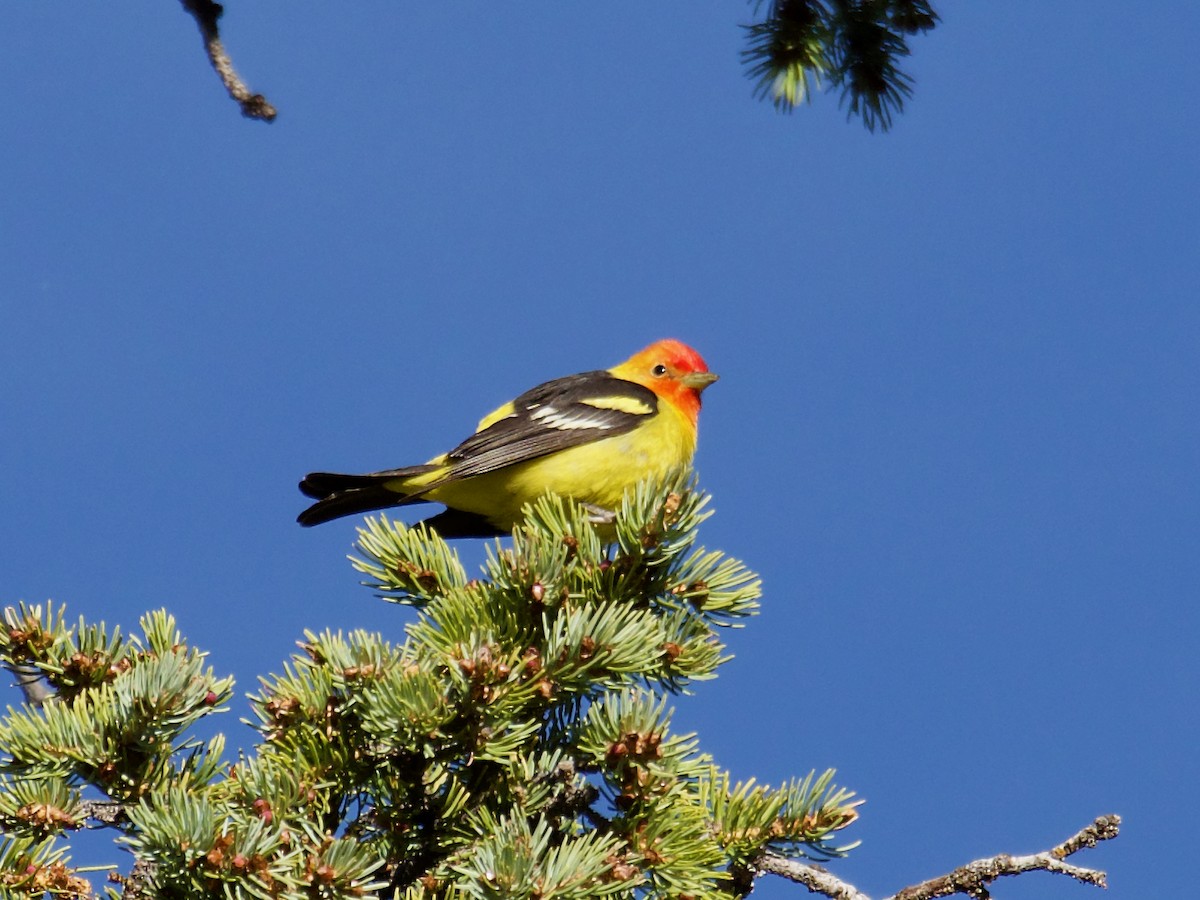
[3,2,1196,897]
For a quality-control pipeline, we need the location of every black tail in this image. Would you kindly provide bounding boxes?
[418,508,506,539]
[297,466,436,527]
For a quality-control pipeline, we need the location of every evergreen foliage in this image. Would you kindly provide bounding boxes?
[0,473,859,898]
[743,0,940,130]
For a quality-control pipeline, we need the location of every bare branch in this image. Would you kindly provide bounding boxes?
[888,815,1120,900]
[179,0,276,121]
[755,854,870,900]
[1052,814,1122,858]
[754,815,1120,900]
[119,859,156,900]
[81,799,127,826]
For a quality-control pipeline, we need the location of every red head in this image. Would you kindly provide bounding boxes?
[610,339,718,424]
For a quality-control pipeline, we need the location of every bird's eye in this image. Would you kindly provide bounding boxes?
[651,364,668,377]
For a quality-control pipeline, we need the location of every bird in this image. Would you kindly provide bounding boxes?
[297,339,718,537]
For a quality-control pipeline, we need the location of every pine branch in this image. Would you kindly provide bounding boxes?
[168,2,940,129]
[741,0,940,130]
[753,814,1120,899]
[179,0,276,121]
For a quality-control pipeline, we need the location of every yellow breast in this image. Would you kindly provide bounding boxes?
[425,401,697,531]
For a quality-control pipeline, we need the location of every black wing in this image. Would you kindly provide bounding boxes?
[440,370,658,481]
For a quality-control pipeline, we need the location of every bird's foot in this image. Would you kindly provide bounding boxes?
[580,503,617,524]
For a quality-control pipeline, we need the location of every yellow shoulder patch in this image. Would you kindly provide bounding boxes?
[580,395,654,416]
[475,401,518,432]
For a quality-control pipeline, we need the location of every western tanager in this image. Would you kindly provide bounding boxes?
[297,339,718,536]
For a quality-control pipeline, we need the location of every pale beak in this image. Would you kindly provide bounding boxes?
[681,371,719,392]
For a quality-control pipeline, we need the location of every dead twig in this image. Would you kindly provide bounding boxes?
[118,859,156,899]
[179,0,276,121]
[81,799,127,826]
[754,854,870,899]
[755,815,1120,900]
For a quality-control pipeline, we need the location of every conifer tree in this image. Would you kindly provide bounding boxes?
[0,474,860,899]
[0,474,1119,898]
